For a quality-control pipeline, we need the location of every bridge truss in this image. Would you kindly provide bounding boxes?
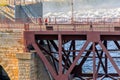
[1,18,120,80]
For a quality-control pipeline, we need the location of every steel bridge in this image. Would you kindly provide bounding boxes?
[1,18,120,80]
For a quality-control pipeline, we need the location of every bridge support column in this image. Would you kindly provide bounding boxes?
[16,52,51,80]
[16,53,32,80]
[31,52,51,80]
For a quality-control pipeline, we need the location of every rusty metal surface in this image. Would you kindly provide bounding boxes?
[24,30,120,80]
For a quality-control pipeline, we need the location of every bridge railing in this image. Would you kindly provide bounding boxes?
[47,17,120,25]
[23,23,119,32]
[0,18,120,32]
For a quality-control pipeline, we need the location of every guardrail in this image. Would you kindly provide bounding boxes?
[0,18,120,32]
[47,17,120,25]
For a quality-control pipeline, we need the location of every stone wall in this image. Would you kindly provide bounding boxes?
[34,53,51,80]
[0,29,51,80]
[16,53,32,80]
[16,52,51,80]
[0,29,24,80]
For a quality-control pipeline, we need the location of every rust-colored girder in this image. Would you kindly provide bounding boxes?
[24,31,120,80]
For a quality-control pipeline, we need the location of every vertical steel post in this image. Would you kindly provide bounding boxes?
[104,41,108,75]
[24,23,29,31]
[58,34,62,75]
[73,40,75,61]
[93,42,96,80]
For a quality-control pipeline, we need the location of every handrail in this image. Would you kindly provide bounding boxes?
[0,18,120,32]
[0,17,120,24]
[0,22,118,32]
[47,17,120,25]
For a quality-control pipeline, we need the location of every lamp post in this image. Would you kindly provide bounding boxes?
[71,0,74,24]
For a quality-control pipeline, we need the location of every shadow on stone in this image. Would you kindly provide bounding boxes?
[0,65,10,80]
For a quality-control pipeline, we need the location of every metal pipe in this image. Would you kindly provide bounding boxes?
[71,0,73,24]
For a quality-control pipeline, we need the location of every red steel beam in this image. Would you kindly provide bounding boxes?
[58,34,62,75]
[99,41,120,75]
[66,41,89,77]
[32,43,57,79]
[93,42,97,80]
[75,43,93,76]
[24,31,120,80]
[96,49,106,73]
